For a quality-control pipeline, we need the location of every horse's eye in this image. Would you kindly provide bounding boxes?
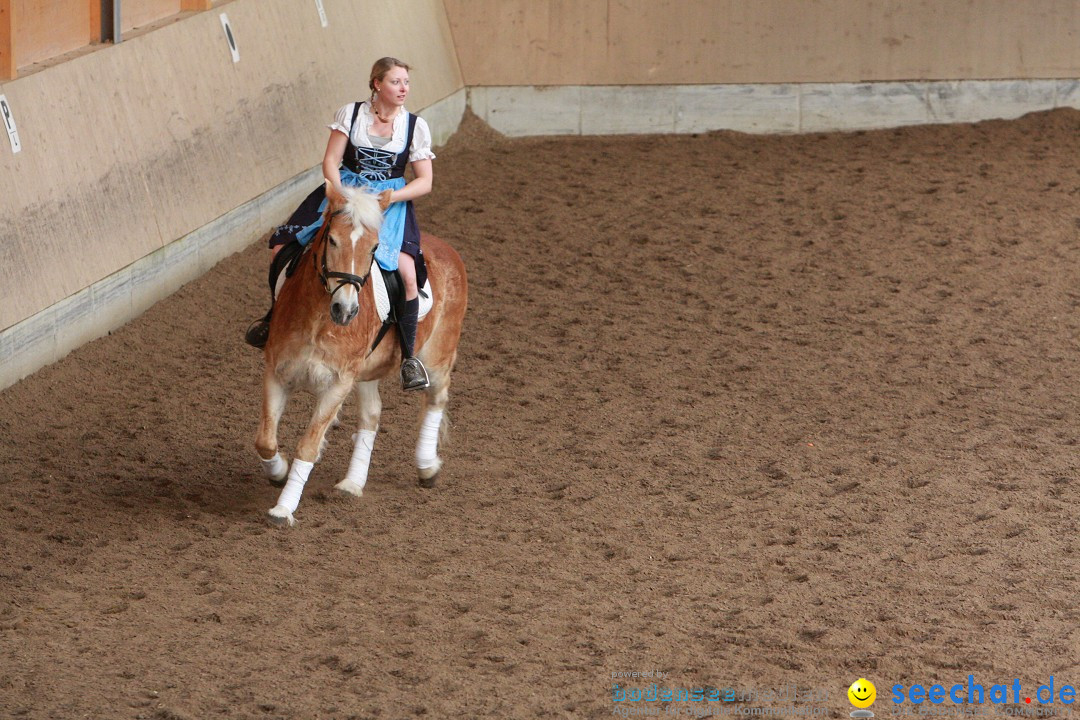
[329,236,338,247]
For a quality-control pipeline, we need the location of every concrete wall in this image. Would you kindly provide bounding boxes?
[445,0,1080,85]
[468,80,1080,137]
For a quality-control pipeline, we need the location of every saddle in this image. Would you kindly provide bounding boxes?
[268,238,307,299]
[368,261,433,356]
[370,260,433,323]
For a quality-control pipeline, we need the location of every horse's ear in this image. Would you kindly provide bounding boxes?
[325,180,347,208]
[377,189,394,211]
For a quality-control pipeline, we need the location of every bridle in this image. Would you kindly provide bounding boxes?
[314,209,376,300]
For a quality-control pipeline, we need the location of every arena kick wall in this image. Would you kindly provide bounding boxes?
[445,0,1080,135]
[0,0,465,390]
[4,0,1080,390]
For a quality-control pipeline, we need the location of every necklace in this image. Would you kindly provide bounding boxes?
[371,100,399,124]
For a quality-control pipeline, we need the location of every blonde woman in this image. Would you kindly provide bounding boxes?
[247,57,436,391]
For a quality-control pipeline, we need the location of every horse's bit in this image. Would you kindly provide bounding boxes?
[314,209,375,299]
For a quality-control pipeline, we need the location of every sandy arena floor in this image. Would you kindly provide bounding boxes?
[2,110,1080,718]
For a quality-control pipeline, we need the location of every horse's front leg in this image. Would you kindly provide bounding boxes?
[267,379,352,527]
[256,369,289,486]
[335,380,382,497]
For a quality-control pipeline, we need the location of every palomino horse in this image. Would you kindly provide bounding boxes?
[255,183,467,526]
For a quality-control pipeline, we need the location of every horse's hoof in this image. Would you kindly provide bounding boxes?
[334,480,364,497]
[261,453,289,486]
[266,506,296,527]
[418,462,441,488]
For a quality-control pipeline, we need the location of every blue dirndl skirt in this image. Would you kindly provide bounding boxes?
[268,168,421,273]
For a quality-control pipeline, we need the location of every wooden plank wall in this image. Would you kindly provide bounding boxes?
[123,0,183,33]
[1,0,212,78]
[444,0,1080,85]
[11,0,92,69]
[0,0,14,79]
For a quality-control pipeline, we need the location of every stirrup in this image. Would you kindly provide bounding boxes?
[400,357,430,391]
[245,317,271,349]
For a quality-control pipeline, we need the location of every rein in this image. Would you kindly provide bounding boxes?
[314,209,376,299]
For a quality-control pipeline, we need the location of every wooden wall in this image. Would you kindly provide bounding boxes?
[122,0,186,34]
[444,0,1080,85]
[0,1,14,78]
[3,0,220,77]
[11,0,93,69]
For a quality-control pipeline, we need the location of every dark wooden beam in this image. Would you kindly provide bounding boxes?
[0,0,15,80]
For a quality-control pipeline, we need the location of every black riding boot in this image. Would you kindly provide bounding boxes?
[398,297,430,391]
[245,308,272,349]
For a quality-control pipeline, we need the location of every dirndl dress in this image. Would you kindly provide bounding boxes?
[269,102,425,282]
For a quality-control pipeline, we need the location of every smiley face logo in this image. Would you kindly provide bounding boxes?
[848,678,877,709]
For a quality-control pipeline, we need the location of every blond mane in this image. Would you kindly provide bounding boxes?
[342,187,384,237]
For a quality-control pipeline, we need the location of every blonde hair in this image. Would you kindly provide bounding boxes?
[369,57,411,93]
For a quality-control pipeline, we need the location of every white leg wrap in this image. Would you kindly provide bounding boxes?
[415,409,443,469]
[344,430,377,489]
[275,459,314,514]
[260,452,288,480]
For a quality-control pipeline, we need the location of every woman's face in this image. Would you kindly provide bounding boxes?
[376,66,410,108]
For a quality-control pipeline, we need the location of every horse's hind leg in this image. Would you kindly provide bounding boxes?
[268,380,352,527]
[416,366,451,488]
[256,370,289,487]
[335,380,381,497]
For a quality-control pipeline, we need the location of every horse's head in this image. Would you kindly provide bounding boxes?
[318,183,391,325]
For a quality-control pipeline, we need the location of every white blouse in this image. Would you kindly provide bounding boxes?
[328,102,436,163]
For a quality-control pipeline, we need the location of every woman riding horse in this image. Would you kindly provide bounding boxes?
[246,56,435,392]
[256,184,468,527]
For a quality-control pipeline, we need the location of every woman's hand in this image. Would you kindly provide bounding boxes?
[389,159,433,203]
